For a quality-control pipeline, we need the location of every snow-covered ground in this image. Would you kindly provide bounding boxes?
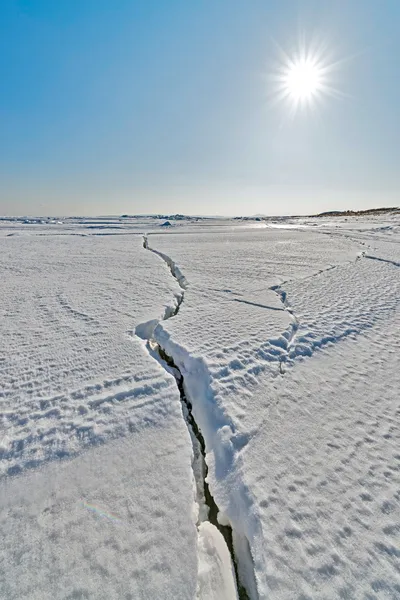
[0,232,199,599]
[1,214,399,598]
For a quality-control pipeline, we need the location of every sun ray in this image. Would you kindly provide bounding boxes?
[268,36,343,116]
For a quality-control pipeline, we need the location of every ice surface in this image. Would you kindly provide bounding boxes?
[0,233,187,474]
[148,218,400,598]
[245,311,400,599]
[1,215,399,599]
[0,428,197,600]
[0,232,198,599]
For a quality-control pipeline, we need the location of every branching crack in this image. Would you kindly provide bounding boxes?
[270,285,300,375]
[138,234,251,600]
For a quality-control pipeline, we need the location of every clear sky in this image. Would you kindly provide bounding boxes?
[1,0,399,216]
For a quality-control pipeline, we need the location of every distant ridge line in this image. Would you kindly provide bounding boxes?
[314,207,399,217]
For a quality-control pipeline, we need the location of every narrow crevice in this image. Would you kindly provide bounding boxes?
[152,341,250,600]
[270,250,391,374]
[270,285,300,375]
[232,298,285,312]
[143,235,188,290]
[364,254,400,268]
[140,233,251,599]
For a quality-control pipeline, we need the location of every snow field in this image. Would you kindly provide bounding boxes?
[0,234,183,475]
[0,425,198,600]
[148,222,400,598]
[0,232,199,599]
[1,216,399,599]
[246,310,400,598]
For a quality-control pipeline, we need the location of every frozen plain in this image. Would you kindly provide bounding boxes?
[0,214,399,599]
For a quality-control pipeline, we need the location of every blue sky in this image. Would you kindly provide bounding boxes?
[1,0,399,216]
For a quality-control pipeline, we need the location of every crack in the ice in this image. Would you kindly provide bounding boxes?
[268,253,374,374]
[143,235,188,290]
[138,234,251,600]
[153,341,250,600]
[270,286,299,375]
[364,254,400,268]
[232,298,285,312]
[275,262,342,291]
[275,248,369,291]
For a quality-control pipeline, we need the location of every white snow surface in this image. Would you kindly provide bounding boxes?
[0,233,184,473]
[0,429,197,600]
[149,218,400,599]
[197,522,238,600]
[0,232,198,599]
[1,215,400,599]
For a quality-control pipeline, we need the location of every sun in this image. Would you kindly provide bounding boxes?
[269,38,342,116]
[284,57,322,102]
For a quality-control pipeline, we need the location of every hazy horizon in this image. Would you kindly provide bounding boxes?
[2,201,399,220]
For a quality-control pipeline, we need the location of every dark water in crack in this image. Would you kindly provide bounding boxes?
[157,346,250,600]
[143,234,251,598]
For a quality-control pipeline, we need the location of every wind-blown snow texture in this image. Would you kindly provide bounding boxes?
[1,215,399,599]
[1,234,184,474]
[0,232,198,599]
[150,218,400,599]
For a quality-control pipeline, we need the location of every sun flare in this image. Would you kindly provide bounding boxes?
[284,58,322,101]
[269,38,342,116]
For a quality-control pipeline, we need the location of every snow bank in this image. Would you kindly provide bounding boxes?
[197,521,238,600]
